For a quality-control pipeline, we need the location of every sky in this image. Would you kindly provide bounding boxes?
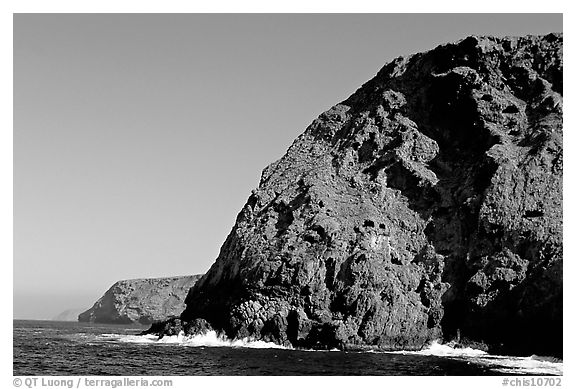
[13,13,562,319]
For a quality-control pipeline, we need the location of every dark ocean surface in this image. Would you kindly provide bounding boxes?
[13,320,562,376]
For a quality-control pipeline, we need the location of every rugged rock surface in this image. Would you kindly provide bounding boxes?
[78,275,202,324]
[158,34,562,356]
[141,318,214,338]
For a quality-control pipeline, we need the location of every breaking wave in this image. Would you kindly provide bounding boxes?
[95,333,561,375]
[391,341,563,375]
[99,331,290,349]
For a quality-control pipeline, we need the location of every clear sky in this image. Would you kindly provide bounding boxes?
[13,13,562,319]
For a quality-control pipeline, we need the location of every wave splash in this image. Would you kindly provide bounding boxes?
[100,331,290,349]
[392,341,563,375]
[97,333,562,375]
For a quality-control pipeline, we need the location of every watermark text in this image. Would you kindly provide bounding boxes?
[13,378,173,389]
[502,377,562,387]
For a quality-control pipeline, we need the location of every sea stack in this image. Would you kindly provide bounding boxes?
[79,275,202,324]
[160,34,563,357]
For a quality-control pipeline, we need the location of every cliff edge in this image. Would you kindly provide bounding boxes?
[79,275,202,324]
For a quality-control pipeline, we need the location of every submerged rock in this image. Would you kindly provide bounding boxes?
[159,34,562,356]
[78,275,202,324]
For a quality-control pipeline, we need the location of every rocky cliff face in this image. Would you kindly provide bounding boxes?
[79,275,202,324]
[162,34,562,356]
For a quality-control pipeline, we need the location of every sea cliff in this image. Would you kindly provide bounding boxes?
[153,34,562,357]
[79,275,202,324]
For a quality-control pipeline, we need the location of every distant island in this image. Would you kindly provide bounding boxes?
[52,308,85,322]
[78,275,202,324]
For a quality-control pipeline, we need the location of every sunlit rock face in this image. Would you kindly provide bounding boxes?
[79,275,202,324]
[174,34,561,357]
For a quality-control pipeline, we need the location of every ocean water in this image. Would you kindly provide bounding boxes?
[13,320,562,376]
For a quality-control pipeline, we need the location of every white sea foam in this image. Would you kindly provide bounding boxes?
[101,331,290,349]
[97,333,562,375]
[403,341,488,357]
[391,341,563,375]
